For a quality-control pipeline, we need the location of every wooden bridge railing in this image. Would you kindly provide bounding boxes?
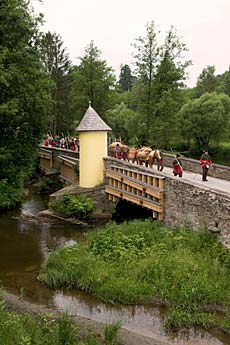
[58,155,79,184]
[39,148,53,172]
[105,165,165,220]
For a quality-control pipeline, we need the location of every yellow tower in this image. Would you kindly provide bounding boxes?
[76,104,112,188]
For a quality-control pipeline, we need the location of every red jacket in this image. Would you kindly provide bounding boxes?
[200,153,212,167]
[173,159,183,174]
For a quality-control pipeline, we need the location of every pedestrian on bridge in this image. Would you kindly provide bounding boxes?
[115,143,122,159]
[200,150,212,182]
[173,154,183,177]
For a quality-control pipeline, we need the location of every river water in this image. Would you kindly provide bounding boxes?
[0,188,229,345]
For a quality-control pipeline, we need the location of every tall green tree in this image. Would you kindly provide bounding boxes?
[153,26,190,147]
[118,64,134,91]
[217,69,230,96]
[179,92,230,149]
[0,0,52,207]
[132,21,159,144]
[132,23,190,147]
[194,66,220,97]
[39,31,72,134]
[105,102,136,142]
[69,41,116,124]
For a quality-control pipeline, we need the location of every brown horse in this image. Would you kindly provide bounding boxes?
[127,147,137,163]
[136,148,163,170]
[148,149,163,170]
[108,142,128,160]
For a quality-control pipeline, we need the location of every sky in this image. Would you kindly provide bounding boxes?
[33,0,230,87]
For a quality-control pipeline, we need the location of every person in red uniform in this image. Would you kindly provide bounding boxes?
[172,154,183,177]
[44,138,49,146]
[115,143,123,159]
[200,150,212,181]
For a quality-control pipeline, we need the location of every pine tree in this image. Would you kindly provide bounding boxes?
[39,31,72,134]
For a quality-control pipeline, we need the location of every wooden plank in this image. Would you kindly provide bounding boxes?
[106,169,164,189]
[105,186,163,213]
[109,165,165,180]
[106,170,162,198]
[39,153,52,160]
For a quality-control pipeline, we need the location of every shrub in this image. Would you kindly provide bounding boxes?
[49,194,94,219]
[0,179,22,210]
[37,176,62,194]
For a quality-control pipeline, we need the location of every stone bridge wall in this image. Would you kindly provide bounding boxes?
[163,153,230,181]
[104,157,230,247]
[164,176,230,248]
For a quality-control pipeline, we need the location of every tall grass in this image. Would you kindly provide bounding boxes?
[0,302,79,344]
[40,219,230,331]
[0,299,118,344]
[104,321,121,345]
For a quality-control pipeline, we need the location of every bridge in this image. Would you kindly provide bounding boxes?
[39,145,230,247]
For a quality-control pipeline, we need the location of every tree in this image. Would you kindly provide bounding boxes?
[105,102,136,143]
[0,0,52,207]
[153,26,191,147]
[132,21,159,143]
[69,41,116,124]
[118,64,134,91]
[195,66,220,97]
[132,23,190,147]
[217,68,230,96]
[179,92,230,149]
[39,31,72,134]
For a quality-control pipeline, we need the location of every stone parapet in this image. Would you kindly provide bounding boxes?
[163,176,230,248]
[163,153,230,181]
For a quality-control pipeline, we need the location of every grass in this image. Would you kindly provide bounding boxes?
[0,297,121,345]
[39,219,230,331]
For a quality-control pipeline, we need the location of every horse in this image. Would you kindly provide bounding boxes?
[136,148,163,170]
[108,142,128,160]
[148,149,163,170]
[127,147,137,163]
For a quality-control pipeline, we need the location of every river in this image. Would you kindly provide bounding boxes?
[0,187,229,345]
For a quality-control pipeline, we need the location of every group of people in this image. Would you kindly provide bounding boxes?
[113,142,212,182]
[172,150,212,182]
[43,135,80,151]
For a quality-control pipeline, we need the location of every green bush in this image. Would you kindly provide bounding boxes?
[49,194,94,219]
[0,179,22,210]
[37,176,62,194]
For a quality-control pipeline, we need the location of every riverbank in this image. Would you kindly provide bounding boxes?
[1,184,230,344]
[1,290,171,345]
[40,219,230,333]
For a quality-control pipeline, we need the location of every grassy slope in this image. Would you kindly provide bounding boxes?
[40,220,230,331]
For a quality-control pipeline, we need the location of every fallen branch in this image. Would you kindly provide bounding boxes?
[39,209,88,225]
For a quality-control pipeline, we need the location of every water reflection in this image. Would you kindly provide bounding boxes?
[0,188,229,344]
[53,291,228,345]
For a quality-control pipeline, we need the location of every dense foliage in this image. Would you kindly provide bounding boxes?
[0,0,52,208]
[40,220,230,331]
[69,41,116,126]
[49,194,94,219]
[39,31,72,134]
[179,92,230,149]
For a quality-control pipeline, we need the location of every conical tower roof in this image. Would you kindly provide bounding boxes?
[76,104,112,132]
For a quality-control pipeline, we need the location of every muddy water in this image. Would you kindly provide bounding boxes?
[0,188,229,345]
